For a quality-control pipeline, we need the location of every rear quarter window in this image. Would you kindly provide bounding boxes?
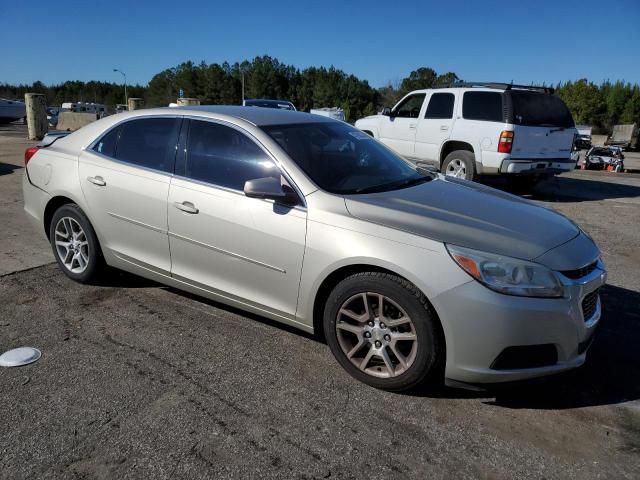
[508,91,574,128]
[462,91,504,122]
[92,126,120,157]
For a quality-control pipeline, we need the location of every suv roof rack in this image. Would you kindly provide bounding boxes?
[435,82,554,94]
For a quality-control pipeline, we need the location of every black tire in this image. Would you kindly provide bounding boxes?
[323,272,444,392]
[49,203,104,284]
[441,150,476,181]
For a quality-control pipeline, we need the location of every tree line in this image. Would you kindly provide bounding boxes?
[1,56,638,128]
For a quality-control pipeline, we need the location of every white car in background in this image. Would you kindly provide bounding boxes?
[356,83,577,186]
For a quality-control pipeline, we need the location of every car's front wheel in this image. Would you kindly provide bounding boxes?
[49,203,104,284]
[323,272,444,391]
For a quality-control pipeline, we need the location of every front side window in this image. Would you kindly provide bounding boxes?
[112,118,182,173]
[393,94,426,118]
[184,120,280,190]
[261,122,431,195]
[424,93,455,119]
[462,91,504,122]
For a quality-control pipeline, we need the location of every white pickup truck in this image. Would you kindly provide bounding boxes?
[355,83,577,184]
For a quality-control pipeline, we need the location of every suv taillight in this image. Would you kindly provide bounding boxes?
[24,146,39,165]
[498,131,514,154]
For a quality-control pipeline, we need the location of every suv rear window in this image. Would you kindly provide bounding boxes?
[507,91,574,128]
[462,92,504,122]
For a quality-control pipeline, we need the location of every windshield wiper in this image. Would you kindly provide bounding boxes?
[353,175,432,194]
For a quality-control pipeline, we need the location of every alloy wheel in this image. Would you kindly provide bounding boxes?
[445,159,467,178]
[335,292,418,378]
[54,217,90,274]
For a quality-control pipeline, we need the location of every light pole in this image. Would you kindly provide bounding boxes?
[113,68,128,105]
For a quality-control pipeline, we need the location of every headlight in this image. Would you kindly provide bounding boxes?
[446,244,563,298]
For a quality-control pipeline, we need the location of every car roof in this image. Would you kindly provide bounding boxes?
[173,105,326,126]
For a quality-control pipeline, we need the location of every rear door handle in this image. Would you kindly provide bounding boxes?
[87,176,106,186]
[440,125,449,131]
[173,201,199,214]
[409,124,417,129]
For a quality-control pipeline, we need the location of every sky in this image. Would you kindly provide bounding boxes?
[1,0,639,88]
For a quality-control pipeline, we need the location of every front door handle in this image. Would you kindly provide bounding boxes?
[440,125,449,131]
[173,201,199,214]
[87,176,106,186]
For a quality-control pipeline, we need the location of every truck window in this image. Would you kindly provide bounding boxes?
[393,94,426,118]
[462,92,503,122]
[508,91,574,128]
[424,93,455,119]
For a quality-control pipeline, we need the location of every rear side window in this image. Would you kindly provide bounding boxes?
[424,93,455,119]
[508,91,574,128]
[115,118,182,173]
[93,126,120,157]
[394,94,426,118]
[462,92,504,122]
[184,120,280,191]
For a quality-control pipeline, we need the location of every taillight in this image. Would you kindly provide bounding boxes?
[24,146,39,165]
[498,131,514,154]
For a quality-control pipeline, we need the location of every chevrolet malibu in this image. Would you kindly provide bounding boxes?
[23,106,606,391]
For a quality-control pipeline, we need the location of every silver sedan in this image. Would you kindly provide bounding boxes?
[23,106,606,391]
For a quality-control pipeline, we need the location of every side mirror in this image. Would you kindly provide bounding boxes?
[244,177,298,205]
[382,107,392,117]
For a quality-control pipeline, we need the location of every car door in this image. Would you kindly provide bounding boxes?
[167,119,307,319]
[78,116,182,273]
[414,92,456,164]
[378,93,426,159]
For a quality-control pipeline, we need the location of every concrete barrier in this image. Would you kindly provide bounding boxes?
[56,112,99,131]
[24,93,48,140]
[128,98,144,111]
[176,98,200,106]
[591,134,608,146]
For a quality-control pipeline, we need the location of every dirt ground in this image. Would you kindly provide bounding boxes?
[0,124,639,479]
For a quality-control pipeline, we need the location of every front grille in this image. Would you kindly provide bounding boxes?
[581,290,599,321]
[561,261,598,280]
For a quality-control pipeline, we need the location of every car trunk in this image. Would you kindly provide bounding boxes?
[505,90,575,159]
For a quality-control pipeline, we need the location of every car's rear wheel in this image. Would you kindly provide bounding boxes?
[49,204,104,284]
[323,272,443,391]
[441,150,476,181]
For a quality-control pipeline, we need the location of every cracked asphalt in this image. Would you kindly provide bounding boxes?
[1,124,639,479]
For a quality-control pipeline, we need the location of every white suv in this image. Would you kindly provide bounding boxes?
[355,83,577,183]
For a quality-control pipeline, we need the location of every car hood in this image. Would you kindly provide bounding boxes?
[344,176,580,261]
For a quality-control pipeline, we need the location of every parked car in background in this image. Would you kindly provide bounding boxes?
[243,98,296,111]
[310,107,345,121]
[584,146,625,171]
[0,98,26,124]
[575,125,592,150]
[46,107,60,127]
[355,83,577,186]
[23,106,605,391]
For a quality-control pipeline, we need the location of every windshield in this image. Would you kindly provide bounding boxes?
[261,122,431,194]
[508,91,574,128]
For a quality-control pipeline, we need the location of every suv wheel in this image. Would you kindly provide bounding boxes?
[442,150,476,181]
[323,272,443,391]
[49,204,104,284]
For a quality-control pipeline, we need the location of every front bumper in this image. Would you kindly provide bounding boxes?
[432,259,606,385]
[500,158,576,174]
